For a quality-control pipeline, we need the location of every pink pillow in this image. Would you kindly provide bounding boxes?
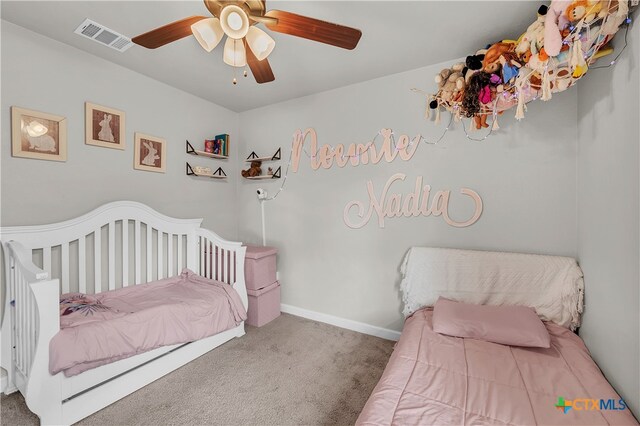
[432,297,551,348]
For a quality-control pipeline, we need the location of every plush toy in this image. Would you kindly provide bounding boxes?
[463,49,488,86]
[544,0,572,57]
[516,5,548,62]
[465,50,486,72]
[435,68,453,88]
[241,160,262,178]
[566,0,603,22]
[438,63,466,103]
[482,42,516,74]
[434,63,467,104]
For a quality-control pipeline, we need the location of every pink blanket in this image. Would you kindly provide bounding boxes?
[357,308,638,425]
[50,269,246,377]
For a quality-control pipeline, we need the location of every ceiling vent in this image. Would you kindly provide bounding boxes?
[74,19,133,52]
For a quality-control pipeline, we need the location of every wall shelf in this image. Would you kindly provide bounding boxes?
[186,162,227,179]
[243,166,281,180]
[245,148,281,163]
[186,140,228,160]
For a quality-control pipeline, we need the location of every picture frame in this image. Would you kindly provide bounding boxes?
[85,102,125,149]
[11,106,67,162]
[134,132,166,173]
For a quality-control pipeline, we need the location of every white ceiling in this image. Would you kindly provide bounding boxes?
[1,1,537,112]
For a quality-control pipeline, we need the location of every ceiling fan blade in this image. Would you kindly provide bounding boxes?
[132,16,208,49]
[244,39,275,84]
[264,10,361,50]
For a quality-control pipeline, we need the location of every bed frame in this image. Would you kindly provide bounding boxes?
[0,201,248,425]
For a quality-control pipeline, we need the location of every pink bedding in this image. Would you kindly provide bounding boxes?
[50,269,246,377]
[357,308,638,425]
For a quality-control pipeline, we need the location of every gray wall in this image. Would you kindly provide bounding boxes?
[577,23,639,417]
[238,61,579,331]
[1,22,240,238]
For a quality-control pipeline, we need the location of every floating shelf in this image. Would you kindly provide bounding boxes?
[245,148,281,162]
[186,162,227,179]
[186,140,228,160]
[243,166,281,180]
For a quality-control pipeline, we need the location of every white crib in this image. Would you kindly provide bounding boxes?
[0,201,248,425]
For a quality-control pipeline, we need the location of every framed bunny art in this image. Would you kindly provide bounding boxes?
[11,106,67,162]
[134,132,166,173]
[85,102,125,150]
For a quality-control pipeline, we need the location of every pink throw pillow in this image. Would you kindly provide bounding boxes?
[432,297,551,348]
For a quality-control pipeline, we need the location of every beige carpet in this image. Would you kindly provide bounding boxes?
[1,314,394,425]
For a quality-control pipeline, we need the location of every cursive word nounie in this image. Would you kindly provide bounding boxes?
[291,128,421,172]
[343,174,483,229]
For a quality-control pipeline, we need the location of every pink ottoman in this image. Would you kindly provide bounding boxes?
[246,281,281,327]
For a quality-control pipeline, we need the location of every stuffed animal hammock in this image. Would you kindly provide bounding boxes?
[428,0,633,129]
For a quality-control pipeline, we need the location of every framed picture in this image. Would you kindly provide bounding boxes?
[134,132,166,173]
[85,102,125,149]
[11,106,67,162]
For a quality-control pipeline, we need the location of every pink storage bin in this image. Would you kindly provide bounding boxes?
[244,246,278,291]
[246,281,281,327]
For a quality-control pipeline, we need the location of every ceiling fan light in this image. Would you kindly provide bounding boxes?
[223,37,247,67]
[246,26,275,61]
[219,5,249,39]
[191,18,224,52]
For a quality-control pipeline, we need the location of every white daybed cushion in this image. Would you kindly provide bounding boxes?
[400,247,584,330]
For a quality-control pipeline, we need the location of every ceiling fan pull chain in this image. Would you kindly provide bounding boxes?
[232,39,238,85]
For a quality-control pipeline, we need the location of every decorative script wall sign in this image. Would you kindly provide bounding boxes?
[343,173,483,229]
[292,128,419,171]
[290,128,483,229]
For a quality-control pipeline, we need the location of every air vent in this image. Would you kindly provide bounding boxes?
[74,19,133,52]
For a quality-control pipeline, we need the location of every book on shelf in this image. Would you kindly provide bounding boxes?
[204,139,215,154]
[215,134,229,157]
[211,139,222,155]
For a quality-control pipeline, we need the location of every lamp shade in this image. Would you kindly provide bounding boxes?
[219,4,249,39]
[223,38,247,67]
[191,18,224,52]
[246,26,275,61]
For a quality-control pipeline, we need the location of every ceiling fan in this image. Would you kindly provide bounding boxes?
[131,0,362,84]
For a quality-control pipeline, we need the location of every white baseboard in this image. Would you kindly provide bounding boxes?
[1,368,7,394]
[280,304,401,341]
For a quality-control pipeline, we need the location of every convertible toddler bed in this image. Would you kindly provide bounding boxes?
[1,201,248,425]
[357,247,639,425]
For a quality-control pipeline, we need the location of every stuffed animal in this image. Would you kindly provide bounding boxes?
[241,160,262,178]
[566,0,603,22]
[434,68,452,88]
[482,42,516,74]
[544,0,572,57]
[439,63,466,103]
[516,5,548,62]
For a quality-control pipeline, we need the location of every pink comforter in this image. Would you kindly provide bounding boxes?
[50,269,246,377]
[357,308,638,425]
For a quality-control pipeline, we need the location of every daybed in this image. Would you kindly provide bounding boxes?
[357,247,639,425]
[1,201,248,425]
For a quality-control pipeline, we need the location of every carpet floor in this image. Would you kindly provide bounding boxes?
[1,314,394,425]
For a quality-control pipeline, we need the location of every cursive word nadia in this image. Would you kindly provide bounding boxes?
[343,174,483,229]
[291,128,421,172]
